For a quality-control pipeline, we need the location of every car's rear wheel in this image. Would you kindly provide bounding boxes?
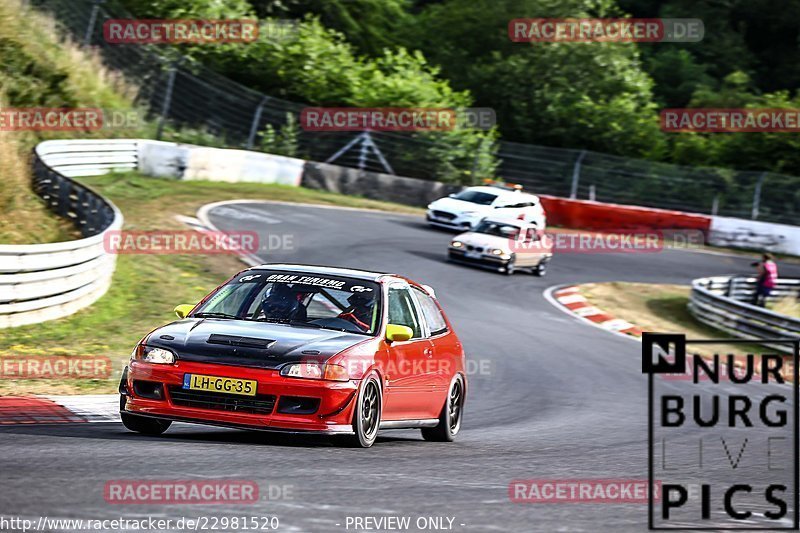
[343,374,382,448]
[422,374,465,442]
[119,395,172,435]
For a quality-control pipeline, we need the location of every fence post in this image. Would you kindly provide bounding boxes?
[246,96,270,150]
[470,136,486,181]
[83,0,105,46]
[569,150,586,199]
[155,61,179,141]
[588,184,596,202]
[711,194,719,216]
[751,171,766,220]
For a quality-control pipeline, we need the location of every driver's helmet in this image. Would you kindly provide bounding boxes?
[262,283,306,321]
[345,293,374,325]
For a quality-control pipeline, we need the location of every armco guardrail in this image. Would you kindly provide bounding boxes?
[0,140,128,328]
[688,275,800,353]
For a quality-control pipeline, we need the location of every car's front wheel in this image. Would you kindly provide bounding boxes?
[343,374,382,448]
[119,395,172,435]
[533,258,549,277]
[422,374,465,442]
[504,255,516,275]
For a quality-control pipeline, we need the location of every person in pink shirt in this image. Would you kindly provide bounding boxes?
[753,253,778,307]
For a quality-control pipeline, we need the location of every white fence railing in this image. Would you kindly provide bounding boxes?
[0,140,131,328]
[0,138,305,328]
[688,275,800,353]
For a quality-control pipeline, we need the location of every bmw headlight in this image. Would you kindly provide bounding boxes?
[140,346,176,364]
[451,241,464,248]
[489,248,511,259]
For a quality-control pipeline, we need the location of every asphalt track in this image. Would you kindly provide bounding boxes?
[3,201,800,532]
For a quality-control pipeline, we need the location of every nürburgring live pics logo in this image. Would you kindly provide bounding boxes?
[642,333,799,529]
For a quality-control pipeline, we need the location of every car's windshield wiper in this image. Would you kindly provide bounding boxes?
[258,318,320,327]
[193,312,240,320]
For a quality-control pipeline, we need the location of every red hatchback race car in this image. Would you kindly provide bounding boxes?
[120,264,467,447]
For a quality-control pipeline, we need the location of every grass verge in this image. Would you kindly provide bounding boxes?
[770,297,800,319]
[0,173,422,396]
[0,0,147,244]
[579,282,768,359]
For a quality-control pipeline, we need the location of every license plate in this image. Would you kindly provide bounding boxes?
[182,374,257,396]
[465,251,483,259]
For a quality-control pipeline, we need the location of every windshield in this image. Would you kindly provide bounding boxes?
[473,220,521,239]
[452,190,497,205]
[193,270,382,335]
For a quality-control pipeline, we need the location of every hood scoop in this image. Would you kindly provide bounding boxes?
[207,334,275,349]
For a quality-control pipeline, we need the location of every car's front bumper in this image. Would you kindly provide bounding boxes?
[426,210,477,230]
[448,249,509,272]
[121,360,359,434]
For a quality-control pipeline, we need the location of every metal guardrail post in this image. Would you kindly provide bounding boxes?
[83,0,105,46]
[569,150,586,200]
[752,172,766,220]
[156,61,180,141]
[246,96,270,150]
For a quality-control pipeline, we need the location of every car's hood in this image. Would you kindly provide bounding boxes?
[429,197,492,214]
[454,231,512,252]
[144,319,368,369]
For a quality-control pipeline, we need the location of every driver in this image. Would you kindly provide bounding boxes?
[338,294,374,332]
[261,283,307,321]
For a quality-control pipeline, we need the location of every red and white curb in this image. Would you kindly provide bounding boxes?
[546,285,644,339]
[0,394,118,425]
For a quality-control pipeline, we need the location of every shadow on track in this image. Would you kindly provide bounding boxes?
[0,422,427,448]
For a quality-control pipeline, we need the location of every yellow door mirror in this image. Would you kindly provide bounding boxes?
[386,324,413,343]
[174,304,194,319]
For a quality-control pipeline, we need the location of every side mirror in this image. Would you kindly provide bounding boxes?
[174,304,194,319]
[448,193,456,198]
[386,324,413,343]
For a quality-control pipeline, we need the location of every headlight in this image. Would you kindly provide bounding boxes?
[140,346,176,364]
[489,248,511,259]
[280,363,349,382]
[451,241,464,248]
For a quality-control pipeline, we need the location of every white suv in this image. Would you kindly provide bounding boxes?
[426,185,546,231]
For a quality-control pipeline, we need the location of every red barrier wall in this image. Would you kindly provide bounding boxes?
[539,195,712,233]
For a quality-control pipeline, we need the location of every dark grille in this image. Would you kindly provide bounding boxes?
[168,387,276,415]
[432,210,456,221]
[466,245,484,252]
